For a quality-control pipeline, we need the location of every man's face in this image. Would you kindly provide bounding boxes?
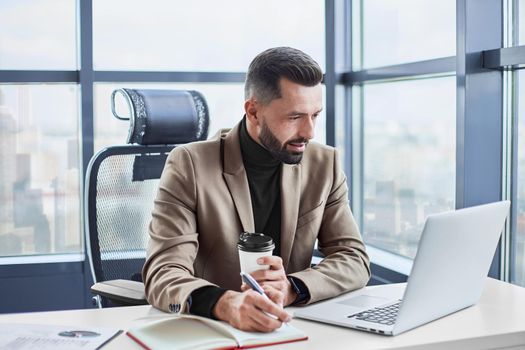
[251,78,323,164]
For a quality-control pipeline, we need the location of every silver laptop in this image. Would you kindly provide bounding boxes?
[294,201,510,336]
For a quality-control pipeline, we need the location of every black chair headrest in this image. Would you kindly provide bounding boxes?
[111,89,209,145]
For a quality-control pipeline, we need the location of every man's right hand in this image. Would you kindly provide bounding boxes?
[212,289,291,332]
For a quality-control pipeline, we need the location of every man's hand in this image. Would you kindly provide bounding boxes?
[212,289,291,333]
[241,256,297,307]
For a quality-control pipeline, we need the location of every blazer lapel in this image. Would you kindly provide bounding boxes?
[280,163,301,270]
[221,123,255,233]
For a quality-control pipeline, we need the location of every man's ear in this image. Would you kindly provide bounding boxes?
[244,99,259,125]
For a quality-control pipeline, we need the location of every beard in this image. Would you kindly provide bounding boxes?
[259,121,308,164]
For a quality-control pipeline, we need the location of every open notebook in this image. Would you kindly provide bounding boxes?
[126,314,307,350]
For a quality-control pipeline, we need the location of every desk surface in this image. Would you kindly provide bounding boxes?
[1,278,524,350]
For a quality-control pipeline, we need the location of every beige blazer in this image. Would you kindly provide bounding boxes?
[143,122,370,314]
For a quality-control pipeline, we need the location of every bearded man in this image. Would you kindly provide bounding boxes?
[143,47,370,332]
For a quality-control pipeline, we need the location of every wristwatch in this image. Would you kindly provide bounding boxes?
[287,276,310,304]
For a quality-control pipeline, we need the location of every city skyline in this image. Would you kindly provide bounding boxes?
[0,86,81,256]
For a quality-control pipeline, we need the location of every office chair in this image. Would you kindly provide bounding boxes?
[85,89,209,307]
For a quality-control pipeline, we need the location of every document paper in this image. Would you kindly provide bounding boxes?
[0,323,122,350]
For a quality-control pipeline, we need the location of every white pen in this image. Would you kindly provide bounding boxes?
[240,272,291,324]
[240,271,268,298]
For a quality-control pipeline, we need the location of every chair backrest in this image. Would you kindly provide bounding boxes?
[85,89,209,299]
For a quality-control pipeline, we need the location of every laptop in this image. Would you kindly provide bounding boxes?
[294,201,510,336]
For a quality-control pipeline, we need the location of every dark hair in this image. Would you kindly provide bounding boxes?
[244,47,323,105]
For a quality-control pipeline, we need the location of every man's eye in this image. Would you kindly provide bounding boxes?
[290,116,301,120]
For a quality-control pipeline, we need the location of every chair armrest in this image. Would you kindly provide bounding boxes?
[91,279,148,305]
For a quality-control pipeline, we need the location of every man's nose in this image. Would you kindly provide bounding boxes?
[299,116,315,140]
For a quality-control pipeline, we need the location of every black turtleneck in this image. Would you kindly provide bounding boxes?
[239,117,282,256]
[189,118,282,318]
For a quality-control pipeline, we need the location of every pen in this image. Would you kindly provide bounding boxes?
[240,271,268,299]
[240,272,290,324]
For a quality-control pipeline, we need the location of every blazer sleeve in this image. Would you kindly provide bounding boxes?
[287,149,371,304]
[142,146,217,313]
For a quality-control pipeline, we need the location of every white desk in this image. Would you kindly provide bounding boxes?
[1,278,524,349]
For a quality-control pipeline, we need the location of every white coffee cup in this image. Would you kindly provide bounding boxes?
[237,232,275,274]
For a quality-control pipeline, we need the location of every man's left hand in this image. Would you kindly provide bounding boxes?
[241,256,297,307]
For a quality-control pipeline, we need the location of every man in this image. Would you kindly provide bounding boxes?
[143,47,370,332]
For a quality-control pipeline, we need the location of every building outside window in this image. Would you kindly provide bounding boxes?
[350,0,456,259]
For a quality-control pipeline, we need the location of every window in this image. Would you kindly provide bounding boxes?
[0,1,326,262]
[349,0,456,261]
[355,0,455,69]
[93,0,325,72]
[0,0,328,312]
[0,0,77,70]
[0,85,81,256]
[1,0,524,312]
[360,77,455,258]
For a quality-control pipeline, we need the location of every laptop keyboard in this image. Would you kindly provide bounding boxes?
[347,300,402,326]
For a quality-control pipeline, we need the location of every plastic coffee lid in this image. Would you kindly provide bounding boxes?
[237,232,275,252]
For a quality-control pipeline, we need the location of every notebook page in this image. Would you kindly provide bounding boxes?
[226,323,307,347]
[128,317,236,350]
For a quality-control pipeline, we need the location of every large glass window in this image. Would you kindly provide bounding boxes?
[0,0,77,70]
[349,0,457,266]
[354,0,455,69]
[0,0,326,264]
[359,77,456,258]
[93,0,325,72]
[0,85,81,256]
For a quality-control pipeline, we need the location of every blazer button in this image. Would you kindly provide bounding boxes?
[168,303,174,312]
[174,304,181,312]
